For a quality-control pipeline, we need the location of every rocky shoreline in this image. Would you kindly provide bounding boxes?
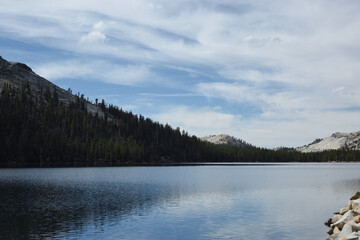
[325,192,360,240]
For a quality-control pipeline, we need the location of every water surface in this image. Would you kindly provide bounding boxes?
[0,163,359,239]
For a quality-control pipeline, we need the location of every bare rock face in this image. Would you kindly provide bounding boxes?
[0,56,104,118]
[200,134,253,148]
[297,131,360,153]
[0,56,74,103]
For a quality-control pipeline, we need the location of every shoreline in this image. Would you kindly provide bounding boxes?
[325,192,360,240]
[2,161,360,168]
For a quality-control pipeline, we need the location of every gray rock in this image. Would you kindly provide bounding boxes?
[339,207,349,215]
[333,210,360,230]
[326,193,360,240]
[333,226,341,234]
[352,199,360,210]
[326,233,339,240]
[347,200,354,211]
[338,221,360,239]
[346,234,360,240]
[200,134,253,148]
[332,214,343,224]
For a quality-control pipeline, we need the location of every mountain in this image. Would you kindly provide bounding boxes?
[0,56,281,166]
[297,131,360,153]
[1,56,359,166]
[0,56,73,102]
[0,56,104,117]
[0,56,205,165]
[201,134,253,148]
[273,147,295,152]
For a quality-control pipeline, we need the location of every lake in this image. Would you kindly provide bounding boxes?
[0,163,359,239]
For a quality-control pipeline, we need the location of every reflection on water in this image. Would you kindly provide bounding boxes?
[0,164,359,239]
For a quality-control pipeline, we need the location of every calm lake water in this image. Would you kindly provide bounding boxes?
[0,163,360,239]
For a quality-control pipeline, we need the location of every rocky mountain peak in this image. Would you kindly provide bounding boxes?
[0,56,104,117]
[201,134,253,148]
[1,57,33,74]
[297,130,360,152]
[9,61,33,72]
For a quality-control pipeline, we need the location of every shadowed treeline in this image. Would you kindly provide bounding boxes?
[0,82,359,166]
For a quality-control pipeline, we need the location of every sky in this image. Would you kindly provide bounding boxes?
[1,0,360,148]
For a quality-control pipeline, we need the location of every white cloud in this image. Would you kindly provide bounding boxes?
[79,21,107,44]
[197,82,252,103]
[104,65,152,85]
[35,60,153,86]
[217,68,271,82]
[80,31,106,44]
[148,2,162,9]
[152,106,240,136]
[242,35,282,47]
[2,0,360,147]
[35,62,92,80]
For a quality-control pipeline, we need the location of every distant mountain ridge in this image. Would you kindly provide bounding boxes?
[297,131,360,152]
[201,134,253,148]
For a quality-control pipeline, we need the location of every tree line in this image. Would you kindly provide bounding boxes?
[0,82,359,166]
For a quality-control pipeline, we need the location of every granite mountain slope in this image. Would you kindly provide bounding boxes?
[201,134,253,148]
[297,131,360,153]
[0,56,103,117]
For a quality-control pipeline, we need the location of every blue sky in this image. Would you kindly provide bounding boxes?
[1,0,360,148]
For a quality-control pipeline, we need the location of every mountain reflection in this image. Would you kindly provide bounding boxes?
[0,175,176,239]
[1,164,360,240]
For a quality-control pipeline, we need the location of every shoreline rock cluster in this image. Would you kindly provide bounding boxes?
[325,192,360,240]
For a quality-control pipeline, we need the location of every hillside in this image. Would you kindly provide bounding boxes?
[0,56,104,118]
[0,56,74,102]
[1,56,360,166]
[297,131,360,153]
[201,134,253,148]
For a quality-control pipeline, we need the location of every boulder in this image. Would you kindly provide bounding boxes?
[333,210,360,229]
[346,234,360,240]
[326,192,360,240]
[325,218,332,226]
[351,192,360,200]
[326,233,339,240]
[332,214,343,223]
[339,207,349,215]
[347,200,354,211]
[333,226,341,234]
[338,221,360,239]
[352,199,360,210]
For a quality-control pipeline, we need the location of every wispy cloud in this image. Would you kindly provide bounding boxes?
[1,0,360,147]
[80,21,107,44]
[35,60,154,86]
[152,106,241,136]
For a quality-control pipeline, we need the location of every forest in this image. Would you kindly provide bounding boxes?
[0,82,359,167]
